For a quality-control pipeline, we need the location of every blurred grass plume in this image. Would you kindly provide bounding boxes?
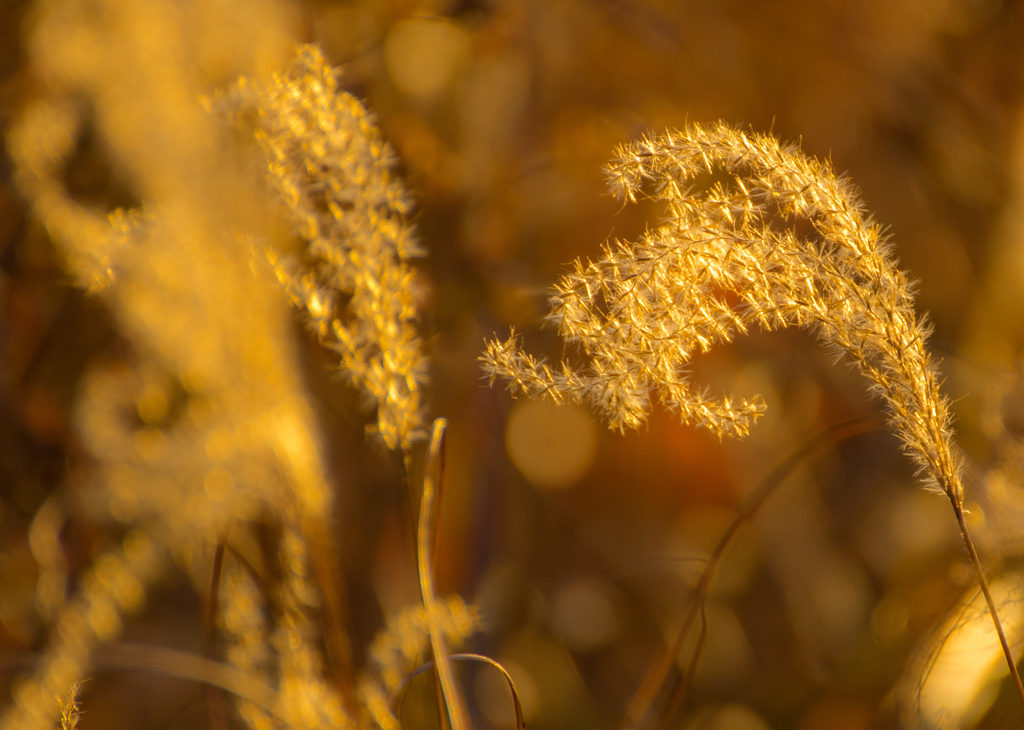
[5,0,453,724]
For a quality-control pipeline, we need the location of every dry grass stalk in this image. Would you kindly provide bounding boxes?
[416,419,470,730]
[482,121,1024,716]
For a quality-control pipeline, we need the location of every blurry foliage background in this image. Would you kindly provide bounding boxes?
[4,0,1024,728]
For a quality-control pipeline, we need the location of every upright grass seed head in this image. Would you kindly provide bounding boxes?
[211,45,428,450]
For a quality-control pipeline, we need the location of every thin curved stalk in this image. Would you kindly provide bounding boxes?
[417,418,470,730]
[622,416,881,730]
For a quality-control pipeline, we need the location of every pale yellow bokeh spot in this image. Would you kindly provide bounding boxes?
[505,400,596,490]
[13,679,47,717]
[123,529,155,567]
[205,424,236,462]
[85,598,122,641]
[550,578,619,651]
[136,382,169,424]
[134,426,167,462]
[204,467,234,501]
[700,704,771,730]
[384,18,467,101]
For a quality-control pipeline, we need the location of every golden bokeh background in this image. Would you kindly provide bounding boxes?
[4,1,1024,728]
